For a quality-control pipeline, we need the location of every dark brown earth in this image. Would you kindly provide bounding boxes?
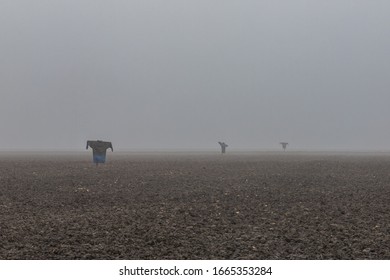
[1,152,389,259]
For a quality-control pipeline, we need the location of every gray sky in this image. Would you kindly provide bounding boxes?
[1,0,390,151]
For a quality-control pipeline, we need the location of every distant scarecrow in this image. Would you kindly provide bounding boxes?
[86,140,113,165]
[218,141,228,154]
[280,142,288,151]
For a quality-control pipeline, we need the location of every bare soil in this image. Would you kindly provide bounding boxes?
[0,152,389,259]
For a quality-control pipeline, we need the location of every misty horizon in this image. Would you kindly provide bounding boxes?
[1,1,390,151]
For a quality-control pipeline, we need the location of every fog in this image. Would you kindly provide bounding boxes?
[1,1,390,151]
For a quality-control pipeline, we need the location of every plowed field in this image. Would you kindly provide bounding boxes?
[1,152,389,259]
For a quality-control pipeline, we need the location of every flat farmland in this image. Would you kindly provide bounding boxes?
[1,152,389,259]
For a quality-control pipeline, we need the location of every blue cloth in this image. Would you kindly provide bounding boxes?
[93,154,106,163]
